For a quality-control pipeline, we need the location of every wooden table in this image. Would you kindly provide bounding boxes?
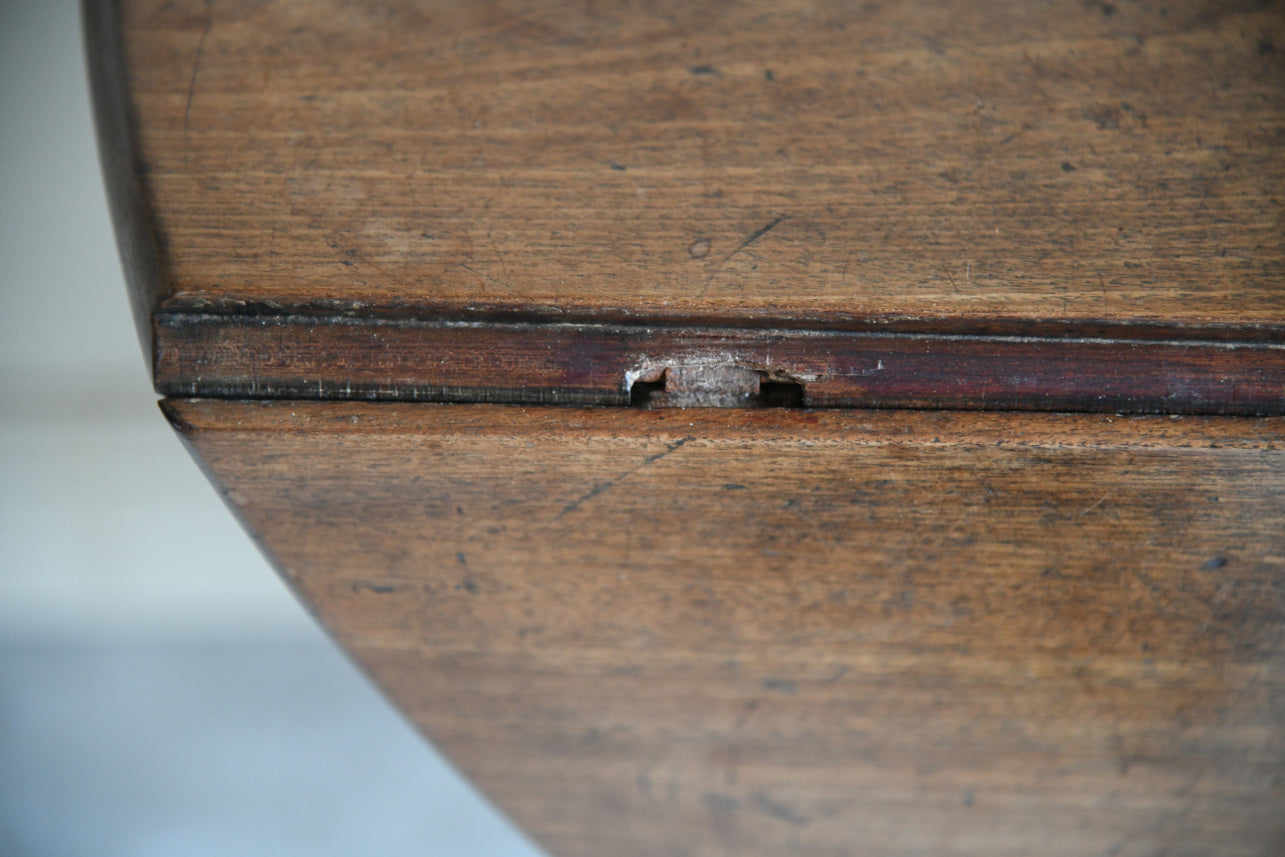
[88,1,1285,853]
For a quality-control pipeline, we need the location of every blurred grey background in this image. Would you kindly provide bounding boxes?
[0,2,544,854]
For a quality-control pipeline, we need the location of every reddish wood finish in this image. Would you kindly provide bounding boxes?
[156,308,1285,413]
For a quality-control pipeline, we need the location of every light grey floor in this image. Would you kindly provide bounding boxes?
[0,2,544,854]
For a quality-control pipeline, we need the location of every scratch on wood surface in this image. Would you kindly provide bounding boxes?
[822,665,849,682]
[558,437,692,517]
[183,0,213,142]
[350,250,395,281]
[752,791,810,826]
[734,215,787,255]
[458,261,514,293]
[1197,580,1236,637]
[698,215,788,297]
[1080,493,1109,516]
[939,260,960,294]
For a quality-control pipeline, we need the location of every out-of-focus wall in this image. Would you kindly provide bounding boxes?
[0,3,543,855]
[0,0,305,643]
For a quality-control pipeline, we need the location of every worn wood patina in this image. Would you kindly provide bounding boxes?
[88,0,1285,853]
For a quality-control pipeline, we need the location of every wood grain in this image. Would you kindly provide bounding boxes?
[94,2,1285,850]
[170,400,1285,857]
[90,0,1285,412]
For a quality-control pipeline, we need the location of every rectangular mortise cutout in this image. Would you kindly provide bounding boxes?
[629,366,805,409]
[756,381,805,408]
